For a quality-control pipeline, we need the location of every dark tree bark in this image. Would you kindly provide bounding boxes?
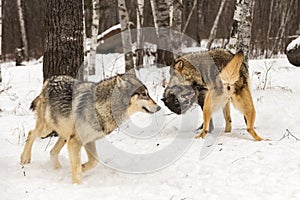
[43,0,84,81]
[151,0,173,66]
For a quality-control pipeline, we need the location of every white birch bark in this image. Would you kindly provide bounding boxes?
[118,0,134,73]
[226,0,254,63]
[16,0,28,60]
[89,0,98,75]
[150,0,158,34]
[171,0,182,57]
[197,0,204,44]
[206,0,227,50]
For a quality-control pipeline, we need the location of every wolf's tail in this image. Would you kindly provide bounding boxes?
[30,79,49,111]
[30,96,40,111]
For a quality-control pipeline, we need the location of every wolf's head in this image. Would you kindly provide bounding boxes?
[162,60,199,114]
[114,74,161,116]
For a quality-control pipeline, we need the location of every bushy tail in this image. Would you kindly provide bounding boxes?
[30,96,40,111]
[30,79,49,111]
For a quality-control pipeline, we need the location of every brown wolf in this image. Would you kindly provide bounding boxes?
[162,48,263,141]
[20,74,161,183]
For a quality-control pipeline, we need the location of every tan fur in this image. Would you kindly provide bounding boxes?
[20,75,160,184]
[165,49,262,141]
[194,51,263,141]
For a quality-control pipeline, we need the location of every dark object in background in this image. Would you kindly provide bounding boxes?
[15,48,24,66]
[286,36,300,67]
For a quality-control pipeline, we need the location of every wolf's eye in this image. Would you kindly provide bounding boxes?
[140,91,147,97]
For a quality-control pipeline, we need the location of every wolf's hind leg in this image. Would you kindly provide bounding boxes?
[50,136,66,169]
[20,130,37,164]
[232,88,263,141]
[223,102,232,132]
[20,123,51,164]
[82,142,99,172]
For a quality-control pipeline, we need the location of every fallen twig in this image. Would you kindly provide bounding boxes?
[279,129,300,141]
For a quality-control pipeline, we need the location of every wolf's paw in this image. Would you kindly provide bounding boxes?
[20,154,31,165]
[53,162,62,170]
[224,125,231,133]
[195,131,207,139]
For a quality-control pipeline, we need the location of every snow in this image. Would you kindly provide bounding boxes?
[1,54,300,200]
[97,24,121,41]
[287,36,300,51]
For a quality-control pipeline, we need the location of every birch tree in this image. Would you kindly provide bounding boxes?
[226,0,254,63]
[89,0,98,75]
[206,0,227,50]
[197,0,204,44]
[16,0,28,61]
[182,0,197,36]
[118,0,134,73]
[136,0,144,68]
[171,0,183,57]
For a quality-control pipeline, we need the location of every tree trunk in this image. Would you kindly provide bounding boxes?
[197,0,204,45]
[226,0,254,63]
[118,0,134,73]
[265,0,274,58]
[150,0,158,35]
[136,0,144,68]
[151,0,173,66]
[82,0,89,81]
[43,0,84,81]
[206,0,227,50]
[271,0,295,56]
[0,0,2,82]
[182,0,197,36]
[171,0,182,57]
[89,0,98,75]
[16,0,28,61]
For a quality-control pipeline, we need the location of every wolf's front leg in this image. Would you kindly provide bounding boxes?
[67,133,82,184]
[196,92,212,139]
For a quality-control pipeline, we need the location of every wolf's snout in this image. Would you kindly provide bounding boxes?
[156,105,161,112]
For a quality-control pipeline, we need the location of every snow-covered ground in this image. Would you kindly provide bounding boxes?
[1,54,300,200]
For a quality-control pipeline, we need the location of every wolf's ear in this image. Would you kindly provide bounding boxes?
[232,50,244,67]
[226,50,244,72]
[220,51,244,83]
[116,75,126,88]
[173,60,184,72]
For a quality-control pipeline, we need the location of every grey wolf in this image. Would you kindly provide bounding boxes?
[162,48,263,141]
[20,74,161,183]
